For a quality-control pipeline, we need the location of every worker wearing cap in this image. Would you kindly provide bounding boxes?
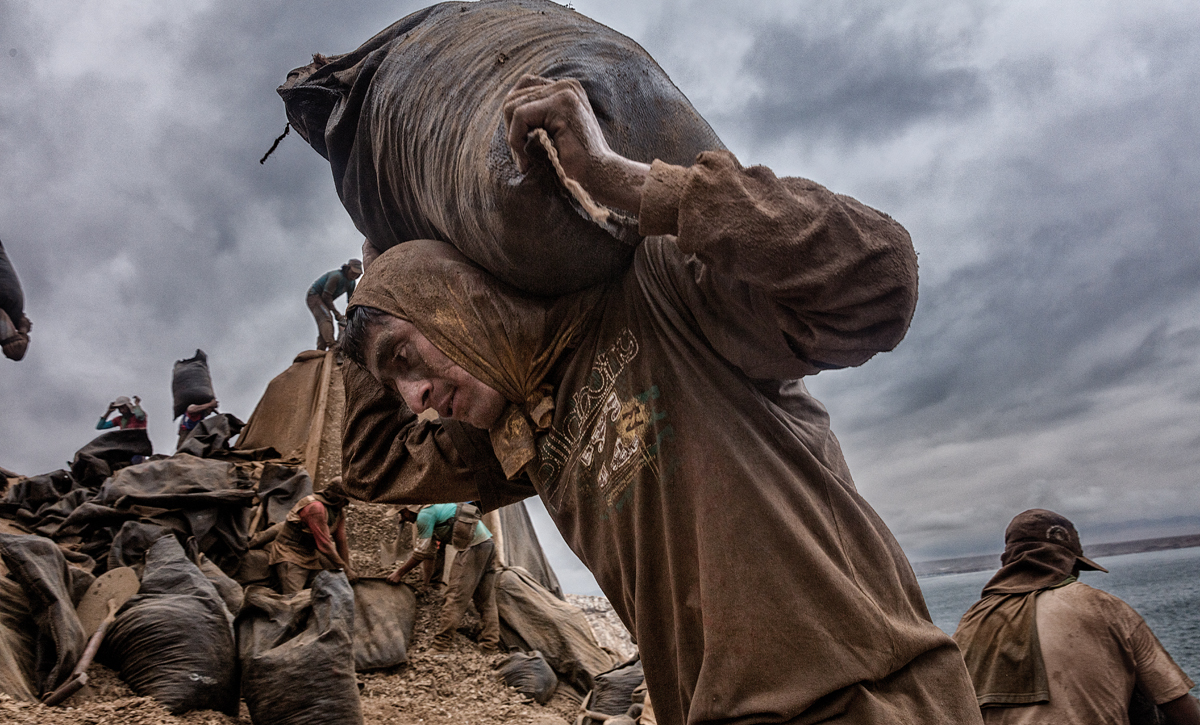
[954,509,1200,724]
[96,396,147,430]
[268,487,357,594]
[306,258,363,351]
[387,503,500,653]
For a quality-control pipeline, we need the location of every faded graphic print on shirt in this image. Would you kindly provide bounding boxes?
[537,329,673,518]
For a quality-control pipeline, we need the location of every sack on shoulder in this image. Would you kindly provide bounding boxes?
[451,503,482,550]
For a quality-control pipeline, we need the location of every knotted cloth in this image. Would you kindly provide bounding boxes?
[349,240,606,477]
[953,509,1107,708]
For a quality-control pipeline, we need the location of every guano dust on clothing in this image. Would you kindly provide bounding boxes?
[981,582,1193,725]
[341,151,982,724]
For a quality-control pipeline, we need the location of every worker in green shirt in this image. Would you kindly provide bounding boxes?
[387,503,500,653]
[306,258,362,351]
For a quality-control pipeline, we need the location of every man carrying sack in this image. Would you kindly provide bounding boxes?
[954,509,1200,724]
[387,503,500,653]
[332,74,983,724]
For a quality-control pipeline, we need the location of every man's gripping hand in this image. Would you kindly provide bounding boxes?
[502,75,649,214]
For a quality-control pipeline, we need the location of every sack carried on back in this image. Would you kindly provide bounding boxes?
[172,349,215,419]
[278,0,724,295]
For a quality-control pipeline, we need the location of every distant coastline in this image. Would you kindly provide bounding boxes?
[914,533,1200,577]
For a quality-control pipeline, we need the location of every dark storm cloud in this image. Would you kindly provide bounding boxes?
[739,14,988,143]
[0,1,426,472]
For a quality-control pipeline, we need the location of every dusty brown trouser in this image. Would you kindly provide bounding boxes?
[306,293,336,351]
[435,538,500,650]
[275,562,317,595]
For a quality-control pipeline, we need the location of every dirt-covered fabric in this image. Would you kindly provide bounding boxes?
[278,0,723,296]
[254,462,314,527]
[171,350,215,420]
[496,650,557,704]
[952,519,1105,708]
[236,350,327,459]
[495,566,615,694]
[494,500,562,599]
[0,534,86,697]
[1,470,76,521]
[339,150,984,724]
[589,658,645,716]
[175,413,243,458]
[238,571,363,725]
[70,429,153,488]
[98,536,238,715]
[198,553,244,617]
[98,456,255,573]
[350,578,417,671]
[978,583,1194,725]
[0,575,37,701]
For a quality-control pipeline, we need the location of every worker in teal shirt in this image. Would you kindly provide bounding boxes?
[387,503,500,652]
[306,258,362,350]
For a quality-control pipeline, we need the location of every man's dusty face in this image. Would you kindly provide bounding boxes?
[364,315,508,429]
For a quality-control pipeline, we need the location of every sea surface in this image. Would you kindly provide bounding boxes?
[919,546,1200,694]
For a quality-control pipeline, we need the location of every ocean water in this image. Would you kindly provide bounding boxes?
[920,546,1200,694]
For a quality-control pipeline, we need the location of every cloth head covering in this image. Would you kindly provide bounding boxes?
[349,240,607,476]
[345,258,364,274]
[983,508,1107,596]
[112,396,133,408]
[313,489,347,507]
[953,509,1106,709]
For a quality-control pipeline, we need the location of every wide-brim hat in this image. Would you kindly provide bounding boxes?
[1005,508,1108,573]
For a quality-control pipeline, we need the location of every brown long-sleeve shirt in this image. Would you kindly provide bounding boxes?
[341,151,981,724]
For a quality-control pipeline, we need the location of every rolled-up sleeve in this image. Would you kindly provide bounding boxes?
[639,151,918,379]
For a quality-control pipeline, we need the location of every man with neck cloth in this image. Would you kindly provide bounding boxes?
[954,509,1200,724]
[337,76,982,724]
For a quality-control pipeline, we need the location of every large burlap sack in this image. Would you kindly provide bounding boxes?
[496,650,557,704]
[495,566,616,693]
[172,349,215,419]
[350,578,417,671]
[71,429,153,488]
[0,534,87,699]
[278,0,724,295]
[99,536,238,715]
[238,572,363,725]
[588,657,644,716]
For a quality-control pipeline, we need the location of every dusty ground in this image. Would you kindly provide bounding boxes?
[8,496,633,724]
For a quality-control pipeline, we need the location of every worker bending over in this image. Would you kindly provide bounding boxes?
[268,487,357,594]
[387,503,500,653]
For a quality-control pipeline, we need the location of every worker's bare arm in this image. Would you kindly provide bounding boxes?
[300,503,348,570]
[334,518,357,583]
[386,552,423,584]
[503,75,649,215]
[1161,694,1200,725]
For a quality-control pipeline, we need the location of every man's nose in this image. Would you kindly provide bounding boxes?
[396,378,433,413]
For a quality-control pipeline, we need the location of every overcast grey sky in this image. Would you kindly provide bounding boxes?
[2,0,1198,594]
